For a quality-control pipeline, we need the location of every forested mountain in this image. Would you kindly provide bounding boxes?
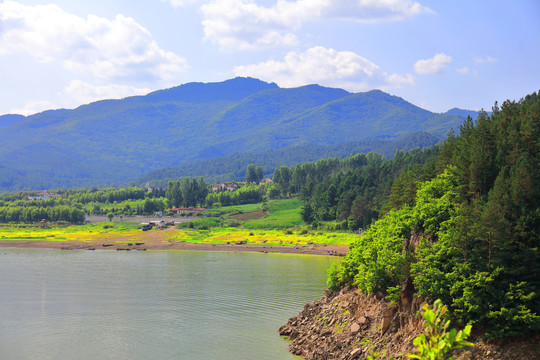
[135,131,441,186]
[0,77,466,191]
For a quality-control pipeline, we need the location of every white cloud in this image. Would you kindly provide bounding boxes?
[386,73,415,87]
[165,0,206,7]
[10,100,59,116]
[233,46,414,91]
[65,81,151,105]
[475,55,497,64]
[0,1,188,82]
[414,53,452,74]
[456,66,469,75]
[200,0,431,50]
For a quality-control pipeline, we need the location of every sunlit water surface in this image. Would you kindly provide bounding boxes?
[0,249,338,360]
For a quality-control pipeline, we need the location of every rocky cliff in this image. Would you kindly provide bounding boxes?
[279,287,540,359]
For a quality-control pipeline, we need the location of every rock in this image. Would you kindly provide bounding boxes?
[324,289,334,299]
[350,348,363,358]
[381,306,397,335]
[358,315,370,325]
[350,322,361,334]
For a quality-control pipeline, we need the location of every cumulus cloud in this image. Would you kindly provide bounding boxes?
[233,46,414,91]
[0,1,188,82]
[65,81,151,105]
[414,53,452,74]
[200,0,431,50]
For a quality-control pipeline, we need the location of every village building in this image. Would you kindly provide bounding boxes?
[212,182,239,192]
[169,207,207,214]
[28,192,60,200]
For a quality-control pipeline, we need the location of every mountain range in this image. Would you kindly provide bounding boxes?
[0,77,470,191]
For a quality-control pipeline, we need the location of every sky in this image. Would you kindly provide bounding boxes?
[1,0,539,116]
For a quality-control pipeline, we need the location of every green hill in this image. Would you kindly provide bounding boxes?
[135,131,442,186]
[0,77,465,191]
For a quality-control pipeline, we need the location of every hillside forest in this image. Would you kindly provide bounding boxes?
[328,92,540,338]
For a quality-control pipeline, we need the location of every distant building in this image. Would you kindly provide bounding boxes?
[169,207,207,214]
[212,182,238,192]
[28,192,59,200]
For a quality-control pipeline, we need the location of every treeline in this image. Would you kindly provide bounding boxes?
[166,177,209,208]
[328,91,540,337]
[270,147,440,230]
[205,183,263,207]
[64,187,146,204]
[0,205,85,224]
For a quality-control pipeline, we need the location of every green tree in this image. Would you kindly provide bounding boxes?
[255,166,264,183]
[245,164,257,183]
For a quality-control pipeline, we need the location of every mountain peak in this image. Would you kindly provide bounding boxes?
[144,77,278,103]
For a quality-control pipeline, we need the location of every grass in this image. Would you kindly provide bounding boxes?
[170,197,358,246]
[167,228,356,246]
[242,198,303,229]
[208,202,263,216]
[0,198,360,247]
[0,222,142,242]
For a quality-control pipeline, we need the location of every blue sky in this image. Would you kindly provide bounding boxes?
[1,0,538,116]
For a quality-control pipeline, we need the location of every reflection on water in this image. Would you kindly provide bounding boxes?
[0,249,338,360]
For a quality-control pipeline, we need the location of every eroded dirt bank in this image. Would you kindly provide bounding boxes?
[279,287,540,359]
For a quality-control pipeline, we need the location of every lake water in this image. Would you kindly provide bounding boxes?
[0,249,338,360]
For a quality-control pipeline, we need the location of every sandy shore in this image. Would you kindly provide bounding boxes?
[0,228,348,256]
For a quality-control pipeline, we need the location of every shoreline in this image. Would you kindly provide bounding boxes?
[0,240,348,256]
[0,230,348,256]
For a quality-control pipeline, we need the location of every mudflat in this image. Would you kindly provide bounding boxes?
[0,227,348,256]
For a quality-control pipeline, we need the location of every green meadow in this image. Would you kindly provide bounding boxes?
[0,198,356,246]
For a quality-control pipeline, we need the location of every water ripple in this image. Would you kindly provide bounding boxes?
[0,249,339,360]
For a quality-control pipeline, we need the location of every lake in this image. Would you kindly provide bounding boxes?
[0,249,338,360]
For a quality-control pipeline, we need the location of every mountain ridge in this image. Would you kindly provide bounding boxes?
[0,77,466,191]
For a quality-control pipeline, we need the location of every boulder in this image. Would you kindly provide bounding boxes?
[350,322,361,334]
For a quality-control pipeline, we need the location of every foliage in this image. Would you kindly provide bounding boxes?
[271,146,439,231]
[205,183,262,207]
[329,90,540,338]
[367,300,472,360]
[406,300,473,360]
[0,204,85,224]
[166,177,208,208]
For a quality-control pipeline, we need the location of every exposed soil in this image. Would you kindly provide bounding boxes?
[279,287,540,359]
[0,227,348,256]
[231,210,266,221]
